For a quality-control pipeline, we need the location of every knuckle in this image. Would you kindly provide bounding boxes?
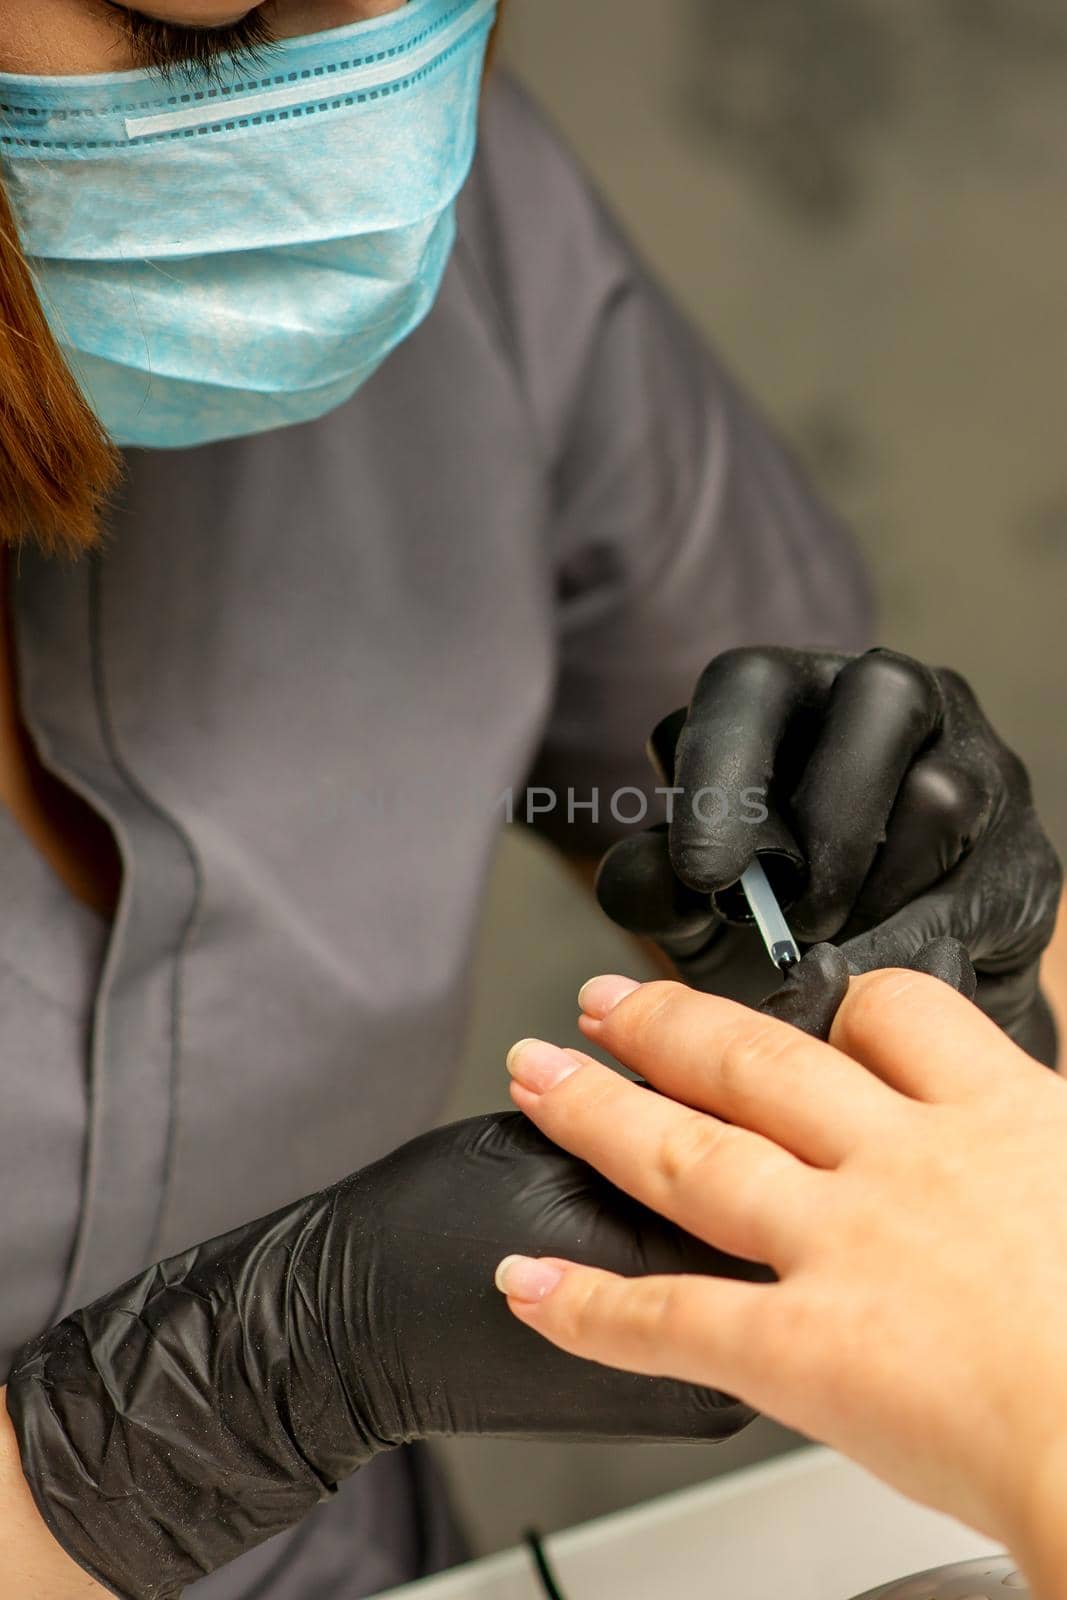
[714,1017,794,1100]
[563,1272,642,1351]
[610,980,685,1050]
[553,1273,602,1347]
[853,650,939,727]
[622,1276,693,1365]
[699,644,763,677]
[695,646,787,702]
[650,1277,695,1348]
[655,1112,735,1187]
[936,664,981,713]
[618,1276,670,1338]
[569,1276,605,1338]
[561,1066,615,1116]
[838,967,932,1035]
[904,757,993,839]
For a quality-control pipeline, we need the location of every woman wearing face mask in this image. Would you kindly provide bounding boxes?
[0,3,1061,1598]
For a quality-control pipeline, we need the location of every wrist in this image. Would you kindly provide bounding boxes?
[5,1194,364,1600]
[0,1386,108,1597]
[995,1418,1067,1599]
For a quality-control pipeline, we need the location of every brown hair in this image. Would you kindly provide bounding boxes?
[0,179,124,555]
[0,0,508,557]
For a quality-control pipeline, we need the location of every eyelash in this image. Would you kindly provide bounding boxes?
[101,4,282,81]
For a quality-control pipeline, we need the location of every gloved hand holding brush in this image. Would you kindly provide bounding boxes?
[596,646,1061,1059]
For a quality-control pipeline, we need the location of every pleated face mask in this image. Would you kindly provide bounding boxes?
[0,0,497,449]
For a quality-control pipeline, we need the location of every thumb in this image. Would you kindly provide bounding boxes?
[595,827,719,948]
[758,943,851,1041]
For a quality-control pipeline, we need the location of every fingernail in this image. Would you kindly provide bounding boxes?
[495,1255,565,1301]
[506,1038,581,1093]
[578,975,641,1019]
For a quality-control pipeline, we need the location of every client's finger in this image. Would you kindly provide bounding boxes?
[578,980,905,1168]
[830,967,1042,1102]
[495,1258,772,1405]
[506,1042,815,1267]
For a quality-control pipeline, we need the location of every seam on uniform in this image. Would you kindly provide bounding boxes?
[86,555,205,1264]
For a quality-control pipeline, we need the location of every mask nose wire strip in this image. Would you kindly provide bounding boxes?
[123,0,498,140]
[524,1529,569,1600]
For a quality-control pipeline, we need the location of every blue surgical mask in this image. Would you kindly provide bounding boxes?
[0,0,497,449]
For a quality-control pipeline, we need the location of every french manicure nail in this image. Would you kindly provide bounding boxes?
[506,1038,581,1093]
[578,974,641,1019]
[495,1255,565,1301]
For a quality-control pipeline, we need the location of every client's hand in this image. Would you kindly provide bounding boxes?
[7,1112,757,1600]
[498,971,1067,1593]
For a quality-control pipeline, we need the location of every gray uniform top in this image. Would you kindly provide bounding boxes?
[1,75,872,1599]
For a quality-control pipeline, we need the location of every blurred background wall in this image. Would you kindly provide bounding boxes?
[433,0,1067,1558]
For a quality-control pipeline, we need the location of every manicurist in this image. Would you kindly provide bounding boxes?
[0,3,1061,1598]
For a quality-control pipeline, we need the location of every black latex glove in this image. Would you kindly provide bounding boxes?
[7,1113,761,1600]
[758,937,979,1042]
[596,647,1061,1060]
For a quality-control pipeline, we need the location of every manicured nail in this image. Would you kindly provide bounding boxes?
[495,1255,565,1301]
[578,975,641,1019]
[506,1038,581,1093]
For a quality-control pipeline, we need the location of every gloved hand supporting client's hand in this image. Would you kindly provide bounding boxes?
[7,1113,759,1600]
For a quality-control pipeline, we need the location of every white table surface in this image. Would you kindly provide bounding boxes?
[380,1447,1004,1600]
